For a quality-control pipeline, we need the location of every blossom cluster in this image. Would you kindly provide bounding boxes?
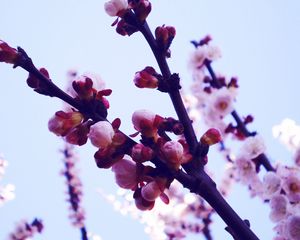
[47,70,221,212]
[48,73,111,146]
[61,144,86,228]
[8,219,43,240]
[187,36,300,240]
[0,155,15,207]
[101,180,213,240]
[188,44,239,137]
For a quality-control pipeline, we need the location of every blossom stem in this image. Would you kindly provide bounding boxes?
[174,168,259,240]
[81,227,88,240]
[136,16,260,239]
[205,60,275,172]
[139,21,199,156]
[202,215,213,240]
[15,47,105,121]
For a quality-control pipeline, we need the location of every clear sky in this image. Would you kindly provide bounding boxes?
[1,1,300,239]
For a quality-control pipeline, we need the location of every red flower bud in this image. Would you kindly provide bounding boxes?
[141,181,161,202]
[133,188,155,211]
[131,0,152,22]
[134,66,159,89]
[155,26,176,51]
[48,111,83,136]
[0,40,18,64]
[200,128,222,146]
[131,144,154,163]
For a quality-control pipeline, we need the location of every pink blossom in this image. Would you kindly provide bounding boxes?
[286,215,300,240]
[269,194,289,222]
[240,135,266,159]
[188,47,207,71]
[112,157,137,190]
[234,156,256,184]
[205,45,222,61]
[294,148,300,167]
[8,219,43,240]
[262,172,282,200]
[282,173,300,202]
[88,121,115,149]
[104,0,128,17]
[208,87,235,118]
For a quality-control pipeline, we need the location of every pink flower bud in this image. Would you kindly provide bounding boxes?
[48,111,83,136]
[104,0,128,17]
[72,77,95,100]
[161,140,184,169]
[134,67,158,89]
[155,26,176,50]
[131,144,154,163]
[0,40,18,64]
[112,158,137,190]
[131,0,151,22]
[141,181,161,202]
[200,128,222,146]
[132,109,159,138]
[133,188,155,211]
[88,121,115,149]
[65,123,90,146]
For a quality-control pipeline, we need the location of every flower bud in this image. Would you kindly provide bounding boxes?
[65,123,90,146]
[155,26,176,51]
[141,181,161,202]
[131,144,154,163]
[72,77,95,100]
[104,0,128,17]
[133,188,155,211]
[0,40,18,64]
[112,158,137,190]
[161,140,184,169]
[88,121,115,149]
[132,109,157,138]
[134,67,159,89]
[131,0,151,22]
[48,111,83,136]
[200,128,222,146]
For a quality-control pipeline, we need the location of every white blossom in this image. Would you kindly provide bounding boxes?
[239,135,266,159]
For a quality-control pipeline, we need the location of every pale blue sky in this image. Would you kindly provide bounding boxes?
[1,1,300,239]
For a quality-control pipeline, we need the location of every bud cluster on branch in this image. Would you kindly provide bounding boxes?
[0,1,299,240]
